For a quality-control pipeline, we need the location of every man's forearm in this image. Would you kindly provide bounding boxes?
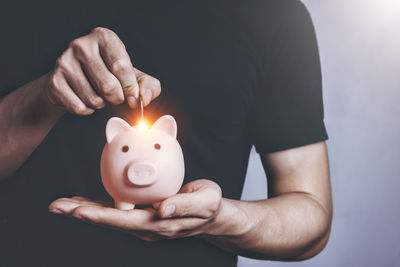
[0,73,65,180]
[203,193,332,261]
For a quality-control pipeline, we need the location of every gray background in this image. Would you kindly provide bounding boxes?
[239,0,400,266]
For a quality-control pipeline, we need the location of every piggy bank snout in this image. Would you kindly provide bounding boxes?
[126,162,158,186]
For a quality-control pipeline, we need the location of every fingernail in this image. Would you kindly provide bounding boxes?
[144,90,152,106]
[164,205,175,217]
[49,209,63,214]
[127,96,137,108]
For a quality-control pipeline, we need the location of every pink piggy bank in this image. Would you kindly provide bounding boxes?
[100,115,185,210]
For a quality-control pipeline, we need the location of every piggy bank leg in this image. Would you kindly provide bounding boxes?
[115,201,135,210]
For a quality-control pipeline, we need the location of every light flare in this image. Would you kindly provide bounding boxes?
[137,119,150,130]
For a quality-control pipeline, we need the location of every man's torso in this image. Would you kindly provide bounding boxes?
[0,1,285,266]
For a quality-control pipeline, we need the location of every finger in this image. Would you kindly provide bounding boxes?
[177,179,219,194]
[49,197,154,230]
[71,196,91,201]
[60,50,106,109]
[70,196,113,207]
[71,205,154,230]
[158,181,222,219]
[48,70,94,115]
[49,197,107,214]
[70,37,124,105]
[135,69,161,106]
[133,233,162,242]
[94,28,139,103]
[157,217,206,235]
[127,95,138,108]
[152,201,161,209]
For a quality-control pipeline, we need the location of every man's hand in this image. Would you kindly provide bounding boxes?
[45,27,161,115]
[47,143,331,261]
[48,180,222,241]
[0,27,162,179]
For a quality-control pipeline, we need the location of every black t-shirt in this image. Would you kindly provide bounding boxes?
[0,0,328,266]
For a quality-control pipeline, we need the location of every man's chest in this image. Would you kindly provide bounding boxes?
[111,3,262,140]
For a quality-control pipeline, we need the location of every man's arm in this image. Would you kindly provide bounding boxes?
[204,141,332,260]
[0,74,65,180]
[49,141,332,261]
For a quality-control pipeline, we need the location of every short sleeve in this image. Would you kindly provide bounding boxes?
[250,1,328,154]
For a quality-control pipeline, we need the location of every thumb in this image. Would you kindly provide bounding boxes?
[157,181,221,219]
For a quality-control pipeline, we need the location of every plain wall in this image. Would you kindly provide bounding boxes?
[239,0,400,266]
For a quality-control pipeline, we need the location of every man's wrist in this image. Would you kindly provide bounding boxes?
[203,198,254,238]
[38,72,66,117]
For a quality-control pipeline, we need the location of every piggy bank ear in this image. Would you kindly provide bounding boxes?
[151,115,177,138]
[106,117,131,143]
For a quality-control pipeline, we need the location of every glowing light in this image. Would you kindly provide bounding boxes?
[137,119,150,130]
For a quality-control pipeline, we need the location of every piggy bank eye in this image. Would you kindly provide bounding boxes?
[154,143,161,150]
[122,145,129,152]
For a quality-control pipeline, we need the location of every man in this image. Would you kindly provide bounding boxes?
[0,0,332,266]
